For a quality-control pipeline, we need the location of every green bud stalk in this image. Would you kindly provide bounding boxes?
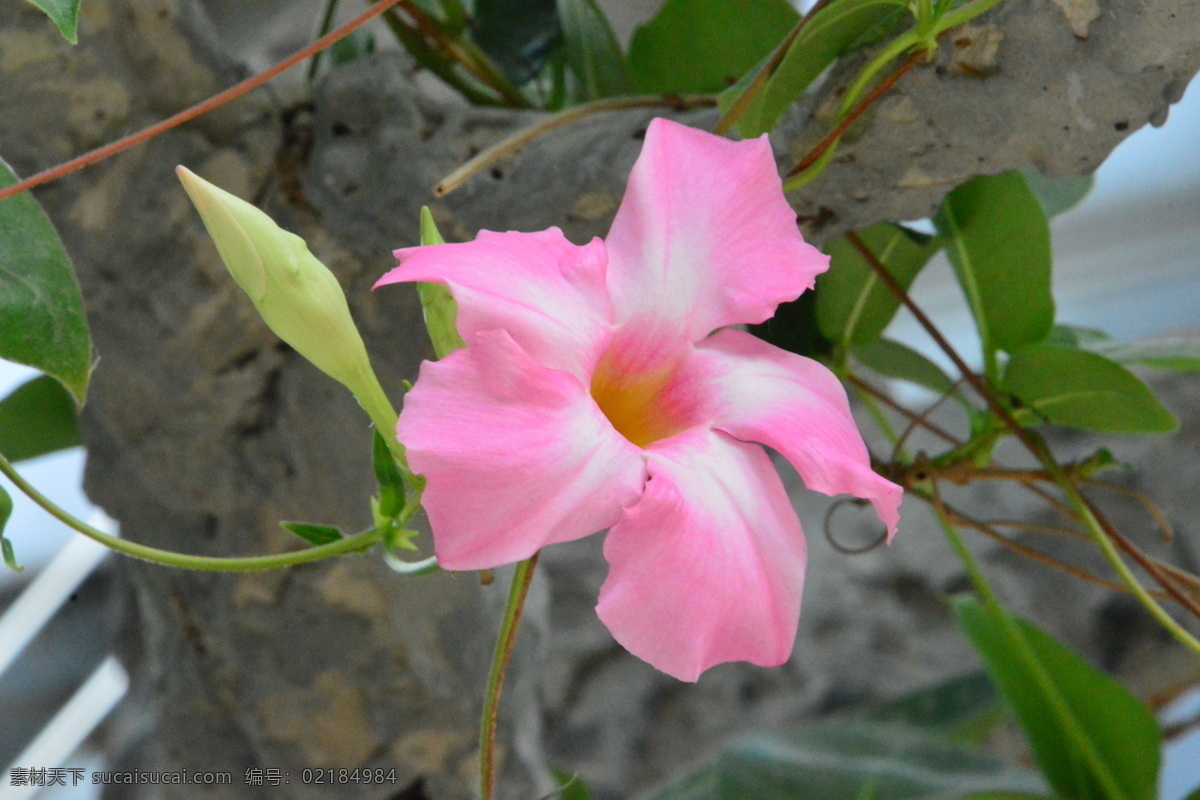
[177,166,408,476]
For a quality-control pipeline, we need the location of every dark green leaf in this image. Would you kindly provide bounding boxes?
[549,769,593,800]
[330,29,375,67]
[853,339,958,397]
[555,0,630,101]
[935,172,1054,359]
[22,0,81,44]
[1019,169,1094,218]
[818,223,938,346]
[0,374,79,462]
[373,430,407,519]
[628,0,799,94]
[280,521,344,547]
[954,597,1160,800]
[750,290,832,360]
[0,484,21,572]
[473,0,561,85]
[0,158,93,405]
[866,672,1001,743]
[718,720,1045,800]
[1003,344,1177,434]
[719,0,907,138]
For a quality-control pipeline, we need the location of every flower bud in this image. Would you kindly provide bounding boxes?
[176,166,384,404]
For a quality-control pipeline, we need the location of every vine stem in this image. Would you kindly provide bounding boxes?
[0,0,408,204]
[433,94,716,197]
[0,452,387,571]
[847,230,1200,657]
[480,553,539,800]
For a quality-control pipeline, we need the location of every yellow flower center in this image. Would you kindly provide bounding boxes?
[590,335,700,448]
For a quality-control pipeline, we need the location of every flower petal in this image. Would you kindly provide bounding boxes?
[376,228,613,379]
[604,118,829,341]
[596,429,806,682]
[692,328,902,535]
[398,329,646,570]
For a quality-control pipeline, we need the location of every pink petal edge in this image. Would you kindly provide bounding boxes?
[597,428,807,682]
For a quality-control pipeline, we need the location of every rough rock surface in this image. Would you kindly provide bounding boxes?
[1,0,1198,798]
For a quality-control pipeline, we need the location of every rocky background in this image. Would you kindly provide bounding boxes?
[1,0,1199,798]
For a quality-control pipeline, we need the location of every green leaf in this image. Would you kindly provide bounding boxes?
[549,769,593,800]
[22,0,82,44]
[473,0,560,85]
[0,158,93,405]
[1019,169,1094,218]
[416,208,467,359]
[818,223,938,346]
[0,374,79,462]
[555,0,630,101]
[953,795,1052,800]
[853,339,958,397]
[866,671,1001,744]
[628,0,799,94]
[280,521,344,547]
[717,720,1045,800]
[954,597,1161,800]
[372,430,407,519]
[719,0,907,138]
[935,172,1054,364]
[1003,344,1177,434]
[1184,788,1200,800]
[0,484,22,572]
[330,29,376,67]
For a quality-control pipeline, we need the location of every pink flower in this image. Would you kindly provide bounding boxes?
[376,118,901,682]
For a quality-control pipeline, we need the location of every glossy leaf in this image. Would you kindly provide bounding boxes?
[718,721,1045,800]
[935,172,1054,360]
[0,374,79,462]
[473,0,560,85]
[22,0,81,44]
[853,339,958,397]
[818,223,938,346]
[866,671,1001,743]
[0,158,92,405]
[719,0,907,137]
[1003,344,1177,434]
[1019,168,1094,218]
[280,521,344,547]
[0,484,20,572]
[628,0,799,94]
[373,430,407,519]
[556,0,630,101]
[954,597,1161,800]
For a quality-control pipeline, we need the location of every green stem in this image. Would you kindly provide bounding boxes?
[480,553,539,800]
[0,452,384,572]
[933,508,1130,800]
[306,0,345,82]
[350,366,416,487]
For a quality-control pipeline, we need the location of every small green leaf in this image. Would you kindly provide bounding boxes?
[717,720,1045,800]
[383,526,420,552]
[0,374,79,462]
[1003,344,1177,434]
[0,484,22,572]
[818,223,938,346]
[280,521,344,547]
[853,339,958,397]
[0,158,93,405]
[719,0,907,137]
[628,0,799,94]
[1019,169,1094,218]
[555,0,630,101]
[549,769,593,800]
[954,597,1161,800]
[935,172,1054,364]
[417,208,467,359]
[22,0,82,44]
[373,430,407,519]
[866,671,1001,743]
